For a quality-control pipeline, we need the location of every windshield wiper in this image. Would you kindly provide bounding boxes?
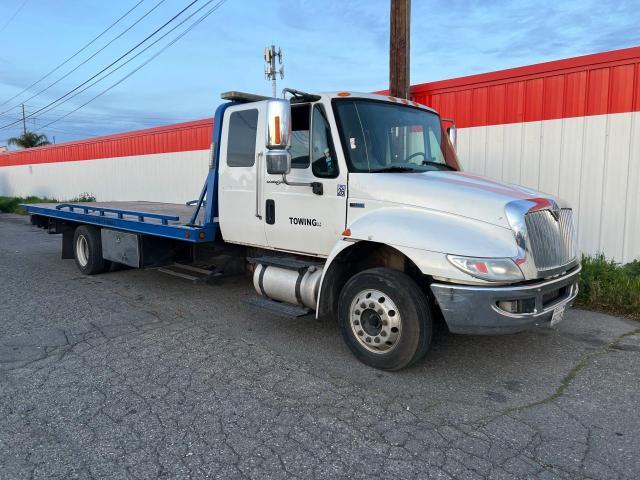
[369,166,416,173]
[421,160,456,171]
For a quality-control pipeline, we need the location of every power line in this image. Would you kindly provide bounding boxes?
[0,0,199,131]
[41,125,102,137]
[0,0,29,36]
[40,0,227,131]
[0,0,168,115]
[32,0,222,123]
[0,0,147,108]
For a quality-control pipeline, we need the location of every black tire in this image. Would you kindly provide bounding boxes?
[338,267,433,371]
[73,225,107,275]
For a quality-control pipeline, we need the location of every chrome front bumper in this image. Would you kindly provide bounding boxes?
[430,266,581,335]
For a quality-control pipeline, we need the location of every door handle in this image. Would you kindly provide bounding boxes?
[265,199,275,225]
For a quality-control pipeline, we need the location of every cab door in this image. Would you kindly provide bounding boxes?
[262,103,347,256]
[218,102,268,247]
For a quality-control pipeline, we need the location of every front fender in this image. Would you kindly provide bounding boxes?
[315,207,519,318]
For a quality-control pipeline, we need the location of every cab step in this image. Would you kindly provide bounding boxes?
[244,296,312,318]
[157,263,227,283]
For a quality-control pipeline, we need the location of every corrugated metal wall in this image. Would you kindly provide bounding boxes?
[0,119,213,204]
[0,150,210,204]
[412,47,640,127]
[1,47,639,261]
[0,119,213,167]
[411,47,640,262]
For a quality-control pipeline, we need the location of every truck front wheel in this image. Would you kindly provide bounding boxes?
[338,267,433,371]
[73,225,107,275]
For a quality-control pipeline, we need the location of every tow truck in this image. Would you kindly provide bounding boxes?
[24,89,580,370]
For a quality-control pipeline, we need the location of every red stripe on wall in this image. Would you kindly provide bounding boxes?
[0,118,213,167]
[411,46,640,128]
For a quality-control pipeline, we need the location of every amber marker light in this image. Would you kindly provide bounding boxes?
[274,116,281,144]
[337,92,351,97]
[342,228,352,237]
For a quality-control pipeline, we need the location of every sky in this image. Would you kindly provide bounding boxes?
[0,0,638,147]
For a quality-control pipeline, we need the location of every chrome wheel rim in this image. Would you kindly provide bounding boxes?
[76,235,89,267]
[349,289,401,354]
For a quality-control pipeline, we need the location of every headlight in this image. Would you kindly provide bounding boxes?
[447,255,524,282]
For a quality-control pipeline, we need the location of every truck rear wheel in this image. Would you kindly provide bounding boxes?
[338,267,433,371]
[73,225,107,275]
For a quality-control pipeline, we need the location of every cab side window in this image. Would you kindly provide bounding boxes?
[311,105,339,178]
[290,104,311,169]
[227,109,258,167]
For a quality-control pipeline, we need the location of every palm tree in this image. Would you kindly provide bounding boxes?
[7,131,51,149]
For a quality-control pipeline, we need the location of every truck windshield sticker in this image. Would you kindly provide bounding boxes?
[350,137,357,149]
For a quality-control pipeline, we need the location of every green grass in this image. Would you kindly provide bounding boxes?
[578,254,640,320]
[0,193,95,215]
[0,195,59,215]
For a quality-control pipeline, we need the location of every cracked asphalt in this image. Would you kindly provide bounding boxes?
[1,214,639,480]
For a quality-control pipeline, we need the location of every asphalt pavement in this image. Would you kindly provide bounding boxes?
[1,214,638,479]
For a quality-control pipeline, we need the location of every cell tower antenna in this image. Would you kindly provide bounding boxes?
[264,45,284,97]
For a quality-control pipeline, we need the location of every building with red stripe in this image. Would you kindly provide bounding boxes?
[1,46,639,261]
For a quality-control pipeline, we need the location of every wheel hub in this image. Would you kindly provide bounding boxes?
[76,235,89,267]
[349,289,401,354]
[361,309,382,336]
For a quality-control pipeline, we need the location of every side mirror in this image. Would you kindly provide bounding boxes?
[441,118,457,148]
[266,99,291,150]
[447,126,457,147]
[265,150,291,175]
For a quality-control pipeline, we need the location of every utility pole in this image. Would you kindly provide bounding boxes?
[264,45,284,97]
[21,103,27,135]
[389,0,411,99]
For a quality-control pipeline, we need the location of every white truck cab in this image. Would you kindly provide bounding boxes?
[216,89,580,370]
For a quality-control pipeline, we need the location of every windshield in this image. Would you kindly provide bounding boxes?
[333,99,460,173]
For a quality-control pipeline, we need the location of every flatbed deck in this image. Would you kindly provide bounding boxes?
[25,201,216,243]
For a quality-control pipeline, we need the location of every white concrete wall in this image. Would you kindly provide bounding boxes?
[0,149,210,204]
[457,111,640,263]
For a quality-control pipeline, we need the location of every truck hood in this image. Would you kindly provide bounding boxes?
[348,171,552,229]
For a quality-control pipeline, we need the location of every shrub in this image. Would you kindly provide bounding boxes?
[0,193,95,215]
[0,196,58,215]
[68,192,96,202]
[578,254,640,320]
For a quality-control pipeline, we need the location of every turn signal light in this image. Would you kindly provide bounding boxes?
[342,228,352,237]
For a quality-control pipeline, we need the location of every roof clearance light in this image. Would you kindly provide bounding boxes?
[447,255,524,282]
[337,92,351,97]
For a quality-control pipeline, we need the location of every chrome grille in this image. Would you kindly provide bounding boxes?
[525,208,577,271]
